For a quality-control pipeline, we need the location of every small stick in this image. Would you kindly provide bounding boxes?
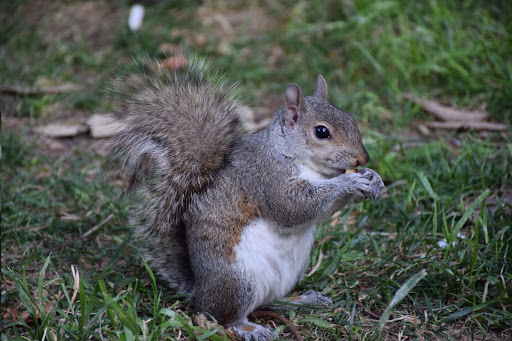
[424,121,508,131]
[356,303,381,320]
[81,214,114,238]
[250,310,303,341]
[0,83,81,95]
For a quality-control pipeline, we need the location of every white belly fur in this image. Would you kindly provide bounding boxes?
[234,218,317,311]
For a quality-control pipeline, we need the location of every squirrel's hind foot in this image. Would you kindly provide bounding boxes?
[234,320,274,341]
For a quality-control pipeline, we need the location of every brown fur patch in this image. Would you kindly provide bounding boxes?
[242,324,256,332]
[223,190,261,261]
[190,182,262,263]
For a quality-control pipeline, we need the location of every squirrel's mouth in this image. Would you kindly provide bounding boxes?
[329,167,346,176]
[332,168,357,175]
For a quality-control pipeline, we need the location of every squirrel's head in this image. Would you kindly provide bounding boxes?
[279,75,370,178]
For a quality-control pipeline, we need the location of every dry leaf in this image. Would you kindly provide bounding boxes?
[2,307,19,321]
[34,122,88,137]
[154,55,188,71]
[3,299,57,324]
[86,113,126,138]
[193,313,210,329]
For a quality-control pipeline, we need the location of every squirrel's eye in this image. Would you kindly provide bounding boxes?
[315,125,330,139]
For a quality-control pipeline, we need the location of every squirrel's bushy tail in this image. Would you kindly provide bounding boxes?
[109,56,243,292]
[109,56,243,236]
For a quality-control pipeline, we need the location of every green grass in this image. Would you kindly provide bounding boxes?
[2,0,511,340]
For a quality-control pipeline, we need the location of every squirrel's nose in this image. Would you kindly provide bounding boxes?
[355,153,370,167]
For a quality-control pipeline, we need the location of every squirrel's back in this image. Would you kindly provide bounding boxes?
[109,56,244,238]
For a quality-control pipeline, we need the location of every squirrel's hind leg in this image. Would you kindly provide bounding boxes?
[233,319,274,341]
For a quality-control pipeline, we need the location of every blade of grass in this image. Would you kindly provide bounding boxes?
[79,268,87,336]
[416,171,439,201]
[141,255,159,331]
[379,269,427,332]
[348,302,356,341]
[98,279,139,335]
[452,189,491,240]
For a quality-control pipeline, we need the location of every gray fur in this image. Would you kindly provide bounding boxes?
[109,59,384,340]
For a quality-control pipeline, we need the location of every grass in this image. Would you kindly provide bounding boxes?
[1,0,511,340]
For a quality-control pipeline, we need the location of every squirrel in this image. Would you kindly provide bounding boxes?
[109,56,385,341]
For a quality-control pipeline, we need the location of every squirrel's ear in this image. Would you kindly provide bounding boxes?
[313,75,328,100]
[284,83,305,127]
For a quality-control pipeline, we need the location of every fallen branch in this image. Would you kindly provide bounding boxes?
[0,83,82,95]
[425,121,508,131]
[404,93,488,122]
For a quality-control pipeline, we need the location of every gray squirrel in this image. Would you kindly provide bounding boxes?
[109,56,384,340]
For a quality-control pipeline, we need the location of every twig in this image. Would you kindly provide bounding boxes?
[81,214,114,238]
[49,214,116,253]
[219,327,239,341]
[425,121,508,131]
[250,310,303,341]
[0,83,82,95]
[413,313,424,341]
[357,304,381,320]
[387,315,412,323]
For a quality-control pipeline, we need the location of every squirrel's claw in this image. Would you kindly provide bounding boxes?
[355,168,385,200]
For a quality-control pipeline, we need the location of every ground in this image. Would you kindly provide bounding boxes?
[1,1,511,340]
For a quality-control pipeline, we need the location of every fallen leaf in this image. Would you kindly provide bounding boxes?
[86,113,126,138]
[34,122,88,137]
[2,307,18,321]
[3,299,57,324]
[154,55,188,71]
[193,312,210,329]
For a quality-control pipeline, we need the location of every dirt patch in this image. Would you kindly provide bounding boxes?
[2,0,56,30]
[40,1,121,52]
[172,1,278,50]
[197,4,277,38]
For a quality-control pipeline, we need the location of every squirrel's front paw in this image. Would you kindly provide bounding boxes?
[357,168,385,200]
